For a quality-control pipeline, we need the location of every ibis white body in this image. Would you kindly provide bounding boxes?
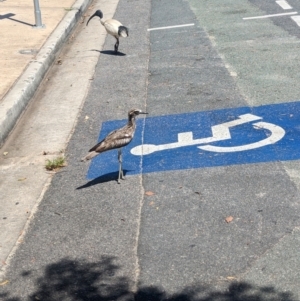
[101,19,128,38]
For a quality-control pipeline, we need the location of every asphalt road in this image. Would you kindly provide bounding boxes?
[1,0,300,300]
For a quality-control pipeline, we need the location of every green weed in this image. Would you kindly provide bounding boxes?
[45,156,66,171]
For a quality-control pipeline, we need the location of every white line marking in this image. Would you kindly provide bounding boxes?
[276,0,293,10]
[291,15,300,26]
[243,11,297,20]
[147,23,195,31]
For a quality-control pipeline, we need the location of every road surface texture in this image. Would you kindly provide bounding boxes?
[1,0,300,300]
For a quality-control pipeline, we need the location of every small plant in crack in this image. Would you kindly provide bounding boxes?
[45,156,66,171]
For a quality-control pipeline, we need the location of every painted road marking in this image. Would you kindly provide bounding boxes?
[148,23,194,31]
[198,121,285,152]
[131,114,264,155]
[276,0,293,10]
[243,11,297,20]
[87,102,300,179]
[131,114,285,155]
[291,15,300,26]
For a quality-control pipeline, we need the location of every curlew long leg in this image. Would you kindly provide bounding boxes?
[117,148,125,183]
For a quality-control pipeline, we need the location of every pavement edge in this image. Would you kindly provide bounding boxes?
[0,0,92,147]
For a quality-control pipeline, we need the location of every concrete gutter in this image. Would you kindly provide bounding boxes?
[0,0,92,147]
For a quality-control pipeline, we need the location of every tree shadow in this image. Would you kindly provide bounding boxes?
[90,49,126,56]
[0,13,34,27]
[0,256,296,301]
[29,256,130,301]
[135,283,295,301]
[76,169,132,189]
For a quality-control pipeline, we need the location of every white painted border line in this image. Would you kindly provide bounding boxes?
[243,11,297,20]
[291,15,300,26]
[276,0,293,10]
[148,23,195,31]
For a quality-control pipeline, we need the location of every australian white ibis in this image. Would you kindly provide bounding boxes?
[86,10,129,53]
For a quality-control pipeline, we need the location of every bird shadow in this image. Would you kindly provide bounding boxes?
[76,169,131,189]
[90,49,126,56]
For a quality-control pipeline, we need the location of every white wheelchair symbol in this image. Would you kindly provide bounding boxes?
[130,114,285,156]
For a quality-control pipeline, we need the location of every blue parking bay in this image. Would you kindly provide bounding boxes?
[87,101,300,179]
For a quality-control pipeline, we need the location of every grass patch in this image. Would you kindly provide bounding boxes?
[45,156,66,171]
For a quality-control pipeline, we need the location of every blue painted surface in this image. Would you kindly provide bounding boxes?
[87,102,300,179]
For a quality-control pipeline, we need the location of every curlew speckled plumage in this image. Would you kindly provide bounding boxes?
[81,108,148,183]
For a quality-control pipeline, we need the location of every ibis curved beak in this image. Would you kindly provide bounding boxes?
[86,13,96,26]
[86,10,103,26]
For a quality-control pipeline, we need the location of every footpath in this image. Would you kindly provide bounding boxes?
[0,0,92,145]
[0,0,103,277]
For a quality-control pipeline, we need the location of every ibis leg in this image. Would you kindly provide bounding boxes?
[114,38,119,53]
[117,148,125,183]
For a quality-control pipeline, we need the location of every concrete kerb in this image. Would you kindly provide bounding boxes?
[0,0,92,147]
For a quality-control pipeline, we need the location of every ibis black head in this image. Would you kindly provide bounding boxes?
[86,10,103,26]
[128,108,148,117]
